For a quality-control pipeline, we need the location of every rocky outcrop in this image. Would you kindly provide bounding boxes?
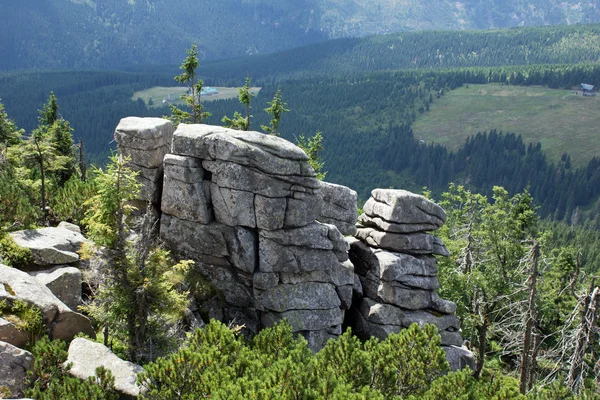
[0,341,34,398]
[0,265,94,343]
[9,227,87,267]
[349,189,474,368]
[120,123,357,349]
[114,117,174,204]
[117,119,470,363]
[66,338,145,399]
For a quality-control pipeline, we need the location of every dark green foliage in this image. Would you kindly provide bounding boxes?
[25,337,119,400]
[222,76,254,131]
[139,320,454,399]
[0,233,32,268]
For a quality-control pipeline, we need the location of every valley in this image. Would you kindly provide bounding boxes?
[413,83,600,166]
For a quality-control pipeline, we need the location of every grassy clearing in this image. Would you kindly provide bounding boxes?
[132,86,262,107]
[412,83,600,167]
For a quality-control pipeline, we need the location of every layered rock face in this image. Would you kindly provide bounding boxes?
[150,124,354,349]
[116,119,470,364]
[349,189,472,369]
[114,117,174,204]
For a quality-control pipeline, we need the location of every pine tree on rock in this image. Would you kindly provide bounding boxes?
[170,44,210,125]
[261,88,289,136]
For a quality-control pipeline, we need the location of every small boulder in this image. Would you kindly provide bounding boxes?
[0,265,95,342]
[66,338,145,399]
[0,341,34,398]
[9,227,87,267]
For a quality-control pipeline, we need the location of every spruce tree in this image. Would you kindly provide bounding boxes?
[170,44,210,125]
[261,88,289,136]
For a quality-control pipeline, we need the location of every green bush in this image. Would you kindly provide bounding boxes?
[0,233,32,267]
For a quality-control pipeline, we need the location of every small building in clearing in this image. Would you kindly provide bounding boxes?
[578,83,596,96]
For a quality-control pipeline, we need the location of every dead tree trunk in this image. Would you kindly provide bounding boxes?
[520,241,539,394]
[566,278,599,394]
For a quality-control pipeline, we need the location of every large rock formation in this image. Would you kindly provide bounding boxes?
[116,119,472,365]
[151,124,353,348]
[349,189,473,369]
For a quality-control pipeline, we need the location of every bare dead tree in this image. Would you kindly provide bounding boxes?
[520,241,540,394]
[565,278,599,394]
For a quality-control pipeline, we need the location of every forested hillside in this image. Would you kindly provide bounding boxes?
[1,0,600,70]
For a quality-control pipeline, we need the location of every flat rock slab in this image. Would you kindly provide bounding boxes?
[66,338,145,398]
[114,117,174,150]
[0,264,95,341]
[256,282,340,312]
[10,227,87,266]
[443,345,476,371]
[363,189,446,229]
[356,228,439,255]
[172,124,314,176]
[0,341,34,398]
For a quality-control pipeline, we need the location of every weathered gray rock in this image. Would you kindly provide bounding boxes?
[0,318,30,348]
[194,263,254,308]
[114,117,174,150]
[255,195,286,230]
[352,309,403,340]
[211,185,255,228]
[30,266,82,311]
[163,154,204,182]
[433,236,451,257]
[172,124,314,176]
[261,308,344,331]
[401,310,460,332]
[358,214,439,234]
[285,191,323,228]
[336,285,353,309]
[377,252,438,281]
[356,228,447,255]
[259,238,341,273]
[204,160,318,199]
[10,227,87,266]
[114,117,173,169]
[318,181,358,236]
[440,331,464,347]
[443,346,476,371]
[66,338,145,398]
[432,293,457,314]
[160,215,257,273]
[378,282,433,310]
[260,222,348,253]
[252,272,279,291]
[162,177,212,223]
[0,341,34,398]
[363,189,446,228]
[0,265,95,341]
[359,298,405,325]
[256,282,340,312]
[57,221,81,233]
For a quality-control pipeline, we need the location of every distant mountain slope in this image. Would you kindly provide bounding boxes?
[1,0,600,70]
[197,24,600,83]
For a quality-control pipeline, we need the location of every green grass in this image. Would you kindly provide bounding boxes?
[412,83,600,167]
[132,86,262,108]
